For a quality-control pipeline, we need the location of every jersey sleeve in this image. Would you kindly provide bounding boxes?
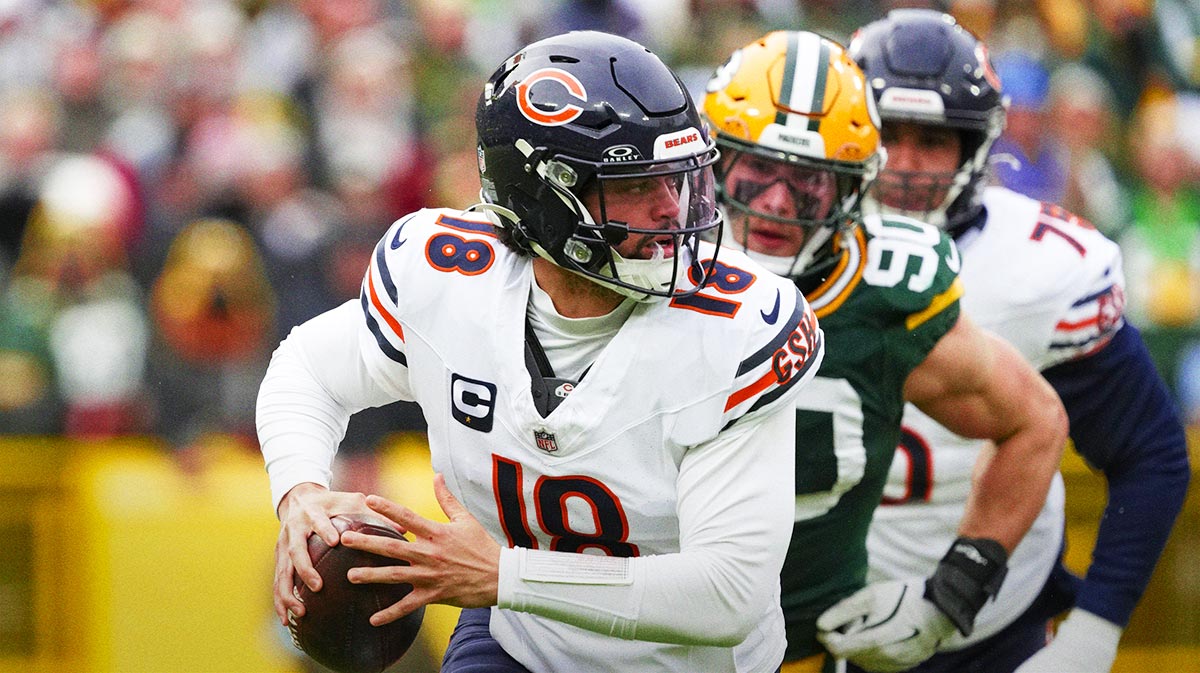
[865,215,964,370]
[1031,202,1127,369]
[1044,244,1125,368]
[258,301,408,512]
[720,285,824,429]
[356,212,425,399]
[1041,321,1191,626]
[259,210,441,513]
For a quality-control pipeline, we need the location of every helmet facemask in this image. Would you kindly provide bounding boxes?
[866,121,1001,230]
[520,143,723,301]
[717,139,876,277]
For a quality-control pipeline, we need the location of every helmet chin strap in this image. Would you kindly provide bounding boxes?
[599,243,689,303]
[468,201,521,228]
[519,239,684,304]
[862,194,948,229]
[745,248,808,278]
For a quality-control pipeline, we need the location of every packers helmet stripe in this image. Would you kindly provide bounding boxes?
[807,38,830,132]
[775,32,798,127]
[776,31,824,129]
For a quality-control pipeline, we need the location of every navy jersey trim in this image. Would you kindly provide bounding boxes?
[360,291,407,365]
[736,288,806,377]
[1070,283,1115,308]
[374,238,400,304]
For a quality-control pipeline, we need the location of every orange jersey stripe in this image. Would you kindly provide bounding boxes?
[368,263,405,342]
[1056,315,1099,331]
[725,369,778,412]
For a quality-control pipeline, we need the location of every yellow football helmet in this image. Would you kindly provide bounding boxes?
[704,31,882,276]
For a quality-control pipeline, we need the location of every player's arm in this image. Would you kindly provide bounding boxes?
[345,397,800,646]
[346,323,816,650]
[1014,322,1190,672]
[904,312,1067,553]
[1042,322,1189,623]
[818,314,1066,670]
[497,405,798,646]
[257,300,402,624]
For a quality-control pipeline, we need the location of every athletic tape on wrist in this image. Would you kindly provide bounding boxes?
[924,536,1008,636]
[518,547,633,585]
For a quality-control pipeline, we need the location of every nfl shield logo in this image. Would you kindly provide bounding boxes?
[533,429,558,453]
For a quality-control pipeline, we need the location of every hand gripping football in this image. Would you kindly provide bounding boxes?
[289,515,424,673]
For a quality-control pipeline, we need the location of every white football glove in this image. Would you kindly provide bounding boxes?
[816,579,956,673]
[1013,609,1122,673]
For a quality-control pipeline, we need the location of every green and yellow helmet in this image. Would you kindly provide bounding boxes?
[704,31,882,276]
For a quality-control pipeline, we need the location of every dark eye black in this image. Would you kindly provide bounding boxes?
[746,157,774,173]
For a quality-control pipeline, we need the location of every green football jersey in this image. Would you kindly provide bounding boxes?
[782,215,962,662]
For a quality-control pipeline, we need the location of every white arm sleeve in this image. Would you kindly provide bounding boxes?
[497,405,796,646]
[257,301,402,513]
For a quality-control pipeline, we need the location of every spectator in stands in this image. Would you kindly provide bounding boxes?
[990,50,1068,204]
[8,154,150,438]
[1048,62,1130,238]
[1119,94,1200,330]
[146,217,275,471]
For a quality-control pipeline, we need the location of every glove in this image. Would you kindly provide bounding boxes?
[817,537,1008,673]
[817,579,955,673]
[1014,609,1122,673]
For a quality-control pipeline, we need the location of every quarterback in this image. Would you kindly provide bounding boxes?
[849,10,1191,673]
[257,32,822,673]
[704,31,1067,673]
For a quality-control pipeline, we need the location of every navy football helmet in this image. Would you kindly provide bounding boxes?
[475,31,721,300]
[849,10,1006,231]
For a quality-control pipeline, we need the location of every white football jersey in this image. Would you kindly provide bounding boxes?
[344,208,820,671]
[868,186,1125,649]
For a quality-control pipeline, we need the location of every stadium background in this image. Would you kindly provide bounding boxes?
[0,0,1196,671]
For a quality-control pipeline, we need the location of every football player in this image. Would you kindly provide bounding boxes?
[844,10,1191,673]
[258,31,824,673]
[704,30,1068,673]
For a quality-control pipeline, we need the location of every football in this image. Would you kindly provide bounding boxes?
[289,515,424,673]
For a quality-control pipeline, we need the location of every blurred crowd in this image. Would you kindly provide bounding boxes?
[1,0,1199,474]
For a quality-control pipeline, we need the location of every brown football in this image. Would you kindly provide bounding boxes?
[289,515,424,673]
